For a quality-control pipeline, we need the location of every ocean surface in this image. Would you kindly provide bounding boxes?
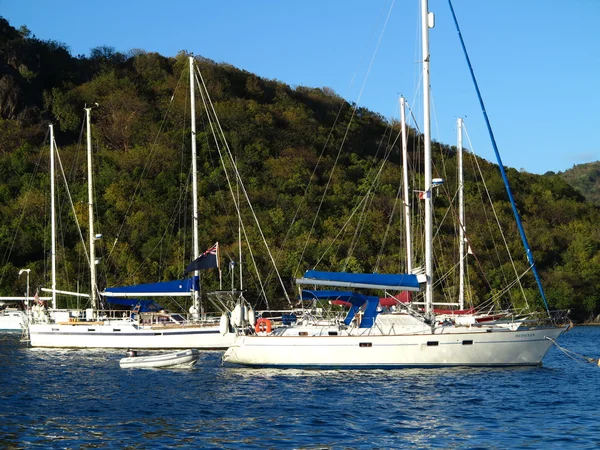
[1,326,599,449]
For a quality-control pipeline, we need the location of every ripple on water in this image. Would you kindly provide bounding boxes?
[1,327,600,448]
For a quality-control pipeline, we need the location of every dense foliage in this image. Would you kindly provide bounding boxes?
[556,161,600,206]
[1,18,599,321]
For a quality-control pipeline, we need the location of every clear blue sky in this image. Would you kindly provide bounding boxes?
[2,0,598,174]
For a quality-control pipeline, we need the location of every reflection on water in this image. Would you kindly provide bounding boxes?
[1,327,599,448]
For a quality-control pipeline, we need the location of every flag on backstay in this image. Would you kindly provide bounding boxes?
[184,243,219,275]
[417,190,431,200]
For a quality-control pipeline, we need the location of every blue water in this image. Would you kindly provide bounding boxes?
[1,326,599,449]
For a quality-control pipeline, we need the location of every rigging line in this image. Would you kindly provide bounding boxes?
[124,177,187,283]
[194,67,274,308]
[343,191,372,271]
[465,141,510,293]
[106,67,186,263]
[431,159,495,295]
[375,174,403,272]
[313,194,369,268]
[485,265,534,305]
[447,0,548,315]
[194,68,272,307]
[316,132,399,270]
[294,0,396,277]
[54,140,91,274]
[0,127,48,281]
[464,125,529,310]
[346,124,398,268]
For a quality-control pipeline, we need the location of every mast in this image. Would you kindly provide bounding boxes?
[190,56,201,320]
[400,97,412,274]
[421,0,434,316]
[447,0,551,315]
[237,164,243,291]
[457,117,465,309]
[85,108,97,310]
[50,125,57,309]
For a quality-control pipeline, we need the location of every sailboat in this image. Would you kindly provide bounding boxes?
[223,0,568,368]
[27,57,252,349]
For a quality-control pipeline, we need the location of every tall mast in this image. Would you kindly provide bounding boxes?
[85,108,97,310]
[421,0,434,316]
[400,97,412,274]
[457,117,465,309]
[237,163,243,291]
[190,56,200,320]
[50,125,57,309]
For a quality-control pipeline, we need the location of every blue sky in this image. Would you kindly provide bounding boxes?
[2,0,598,174]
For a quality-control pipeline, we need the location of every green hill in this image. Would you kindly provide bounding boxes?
[1,17,599,321]
[556,161,600,206]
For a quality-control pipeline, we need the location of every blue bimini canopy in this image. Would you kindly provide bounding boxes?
[341,292,381,328]
[300,290,358,302]
[102,276,199,298]
[105,298,164,312]
[300,289,380,329]
[296,270,420,292]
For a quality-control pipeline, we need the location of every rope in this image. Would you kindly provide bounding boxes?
[545,336,599,366]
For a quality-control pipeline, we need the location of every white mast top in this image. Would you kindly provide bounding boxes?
[85,108,97,310]
[50,125,57,309]
[189,56,200,320]
[421,0,434,316]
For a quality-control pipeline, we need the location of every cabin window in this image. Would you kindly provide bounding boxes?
[359,342,372,347]
[426,341,439,346]
[328,331,338,336]
[52,328,59,332]
[87,329,96,332]
[462,340,473,345]
[113,329,121,332]
[299,332,308,336]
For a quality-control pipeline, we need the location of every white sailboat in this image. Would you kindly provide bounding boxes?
[27,57,252,349]
[223,0,568,368]
[0,303,26,331]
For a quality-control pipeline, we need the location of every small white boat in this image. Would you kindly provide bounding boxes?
[0,307,26,332]
[119,349,200,369]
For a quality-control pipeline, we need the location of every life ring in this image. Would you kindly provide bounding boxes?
[255,318,272,334]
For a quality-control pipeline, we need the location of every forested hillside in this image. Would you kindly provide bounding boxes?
[557,161,600,206]
[1,17,599,321]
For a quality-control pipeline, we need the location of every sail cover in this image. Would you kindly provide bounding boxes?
[102,277,199,297]
[296,271,420,291]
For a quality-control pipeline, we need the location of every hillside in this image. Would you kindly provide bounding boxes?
[557,161,600,205]
[1,17,599,322]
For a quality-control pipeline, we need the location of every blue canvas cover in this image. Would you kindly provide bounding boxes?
[103,276,199,297]
[300,290,358,302]
[296,270,420,291]
[300,289,380,329]
[104,298,164,312]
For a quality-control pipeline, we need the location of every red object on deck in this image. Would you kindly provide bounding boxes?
[379,291,412,307]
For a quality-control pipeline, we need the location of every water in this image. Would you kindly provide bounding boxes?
[1,326,599,449]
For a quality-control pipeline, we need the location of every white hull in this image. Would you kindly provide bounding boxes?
[120,349,200,369]
[223,325,566,368]
[29,321,235,349]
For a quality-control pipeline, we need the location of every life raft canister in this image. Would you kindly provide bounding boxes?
[255,318,272,334]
